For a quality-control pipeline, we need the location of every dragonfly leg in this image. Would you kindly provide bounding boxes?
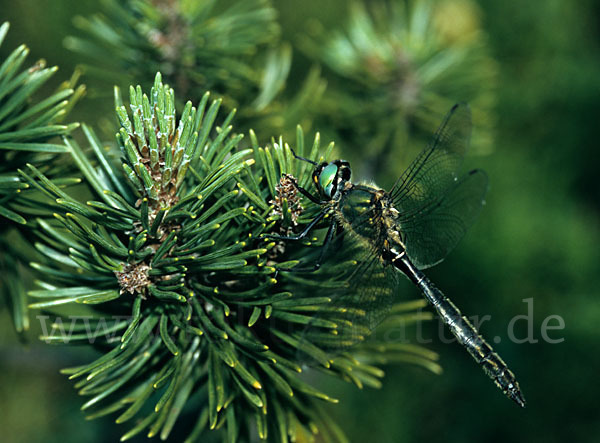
[286,177,321,204]
[262,210,326,241]
[279,163,321,204]
[277,220,337,273]
[296,185,321,204]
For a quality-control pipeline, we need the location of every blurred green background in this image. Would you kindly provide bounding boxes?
[1,0,599,442]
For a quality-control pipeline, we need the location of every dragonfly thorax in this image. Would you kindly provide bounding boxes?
[376,192,406,257]
[335,184,407,261]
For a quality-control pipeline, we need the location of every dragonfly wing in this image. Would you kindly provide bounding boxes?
[389,103,472,219]
[296,234,406,357]
[399,169,488,269]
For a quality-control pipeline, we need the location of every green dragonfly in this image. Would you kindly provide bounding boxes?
[264,103,525,407]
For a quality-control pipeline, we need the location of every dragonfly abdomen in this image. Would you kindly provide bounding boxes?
[392,252,526,407]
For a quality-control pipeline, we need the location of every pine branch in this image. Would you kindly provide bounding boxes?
[65,0,325,139]
[301,0,498,178]
[0,21,84,332]
[19,73,439,442]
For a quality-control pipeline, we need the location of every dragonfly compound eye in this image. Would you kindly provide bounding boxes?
[318,163,339,197]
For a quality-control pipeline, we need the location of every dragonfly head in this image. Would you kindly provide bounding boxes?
[312,160,351,200]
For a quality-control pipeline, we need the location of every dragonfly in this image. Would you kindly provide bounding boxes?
[264,103,525,407]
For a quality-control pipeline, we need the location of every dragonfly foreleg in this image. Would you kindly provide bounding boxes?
[289,178,321,204]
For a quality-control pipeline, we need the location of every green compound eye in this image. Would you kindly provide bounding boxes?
[319,163,338,197]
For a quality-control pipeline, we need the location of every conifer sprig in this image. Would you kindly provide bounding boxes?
[302,0,497,176]
[0,21,83,332]
[65,0,326,139]
[19,73,440,442]
[65,0,279,93]
[0,21,83,224]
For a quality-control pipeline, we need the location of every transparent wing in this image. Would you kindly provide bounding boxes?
[389,103,472,220]
[399,169,488,269]
[295,222,406,359]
